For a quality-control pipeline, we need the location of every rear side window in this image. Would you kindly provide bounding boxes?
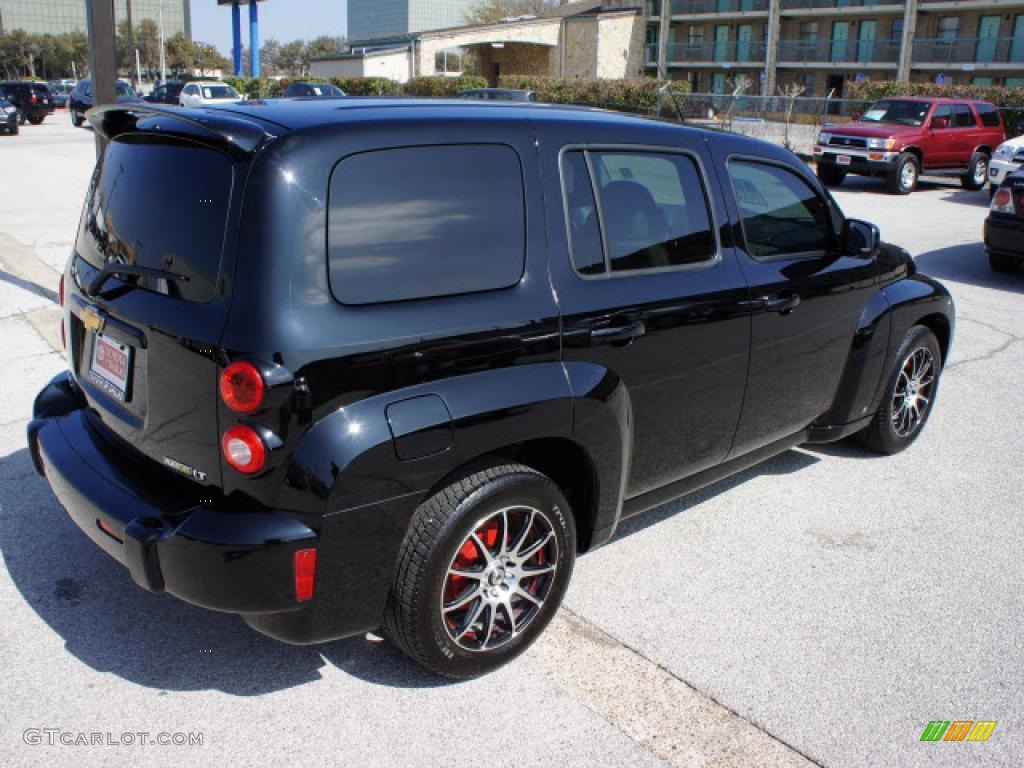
[977,103,1002,128]
[76,137,233,302]
[953,104,975,128]
[727,160,835,260]
[561,149,716,275]
[328,145,525,305]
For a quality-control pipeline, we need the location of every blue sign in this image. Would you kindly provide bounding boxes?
[855,73,864,84]
[936,73,945,85]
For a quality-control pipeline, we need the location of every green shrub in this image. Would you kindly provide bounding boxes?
[498,75,676,109]
[847,80,1024,109]
[403,75,488,97]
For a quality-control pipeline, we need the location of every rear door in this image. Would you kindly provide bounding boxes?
[538,127,751,498]
[67,133,240,487]
[711,139,880,457]
[927,103,956,167]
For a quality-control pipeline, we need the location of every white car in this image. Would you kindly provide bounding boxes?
[989,134,1024,191]
[179,81,241,109]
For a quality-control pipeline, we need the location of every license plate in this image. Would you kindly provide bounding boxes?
[837,155,852,166]
[88,333,132,402]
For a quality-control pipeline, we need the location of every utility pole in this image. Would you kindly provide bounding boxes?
[159,0,166,83]
[85,0,117,157]
[125,0,135,86]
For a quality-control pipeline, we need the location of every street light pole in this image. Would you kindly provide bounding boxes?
[159,0,166,83]
[85,0,117,157]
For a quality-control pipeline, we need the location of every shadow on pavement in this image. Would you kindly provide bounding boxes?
[612,447,821,541]
[0,268,59,303]
[0,445,451,693]
[914,241,1024,293]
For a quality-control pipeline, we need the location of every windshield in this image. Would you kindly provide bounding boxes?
[201,85,239,100]
[861,100,932,127]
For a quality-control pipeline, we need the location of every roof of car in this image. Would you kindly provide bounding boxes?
[202,97,660,132]
[874,96,995,105]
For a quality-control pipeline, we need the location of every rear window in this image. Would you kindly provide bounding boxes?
[328,145,525,305]
[76,137,233,302]
[977,103,1002,128]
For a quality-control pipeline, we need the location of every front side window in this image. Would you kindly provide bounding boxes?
[328,145,525,305]
[932,104,953,126]
[562,150,716,275]
[727,160,835,260]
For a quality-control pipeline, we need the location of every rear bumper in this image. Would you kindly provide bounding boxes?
[984,215,1024,259]
[28,372,317,616]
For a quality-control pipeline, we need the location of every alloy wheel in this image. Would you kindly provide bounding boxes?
[900,161,917,191]
[441,505,558,652]
[892,347,935,437]
[973,158,988,186]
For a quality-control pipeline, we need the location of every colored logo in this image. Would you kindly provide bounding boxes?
[920,721,997,742]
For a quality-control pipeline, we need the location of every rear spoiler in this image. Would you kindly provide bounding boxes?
[88,104,275,159]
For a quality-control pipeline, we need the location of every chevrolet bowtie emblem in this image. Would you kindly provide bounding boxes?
[80,306,105,334]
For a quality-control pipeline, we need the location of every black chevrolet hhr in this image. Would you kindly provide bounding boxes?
[29,100,954,678]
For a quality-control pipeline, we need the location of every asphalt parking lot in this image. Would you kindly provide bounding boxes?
[1,117,1020,767]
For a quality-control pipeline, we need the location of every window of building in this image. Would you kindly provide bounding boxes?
[800,22,819,41]
[891,18,904,42]
[689,27,704,46]
[561,150,716,275]
[328,145,525,305]
[1005,77,1024,88]
[971,76,994,87]
[727,161,835,260]
[937,17,960,42]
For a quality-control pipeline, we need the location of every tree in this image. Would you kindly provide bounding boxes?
[164,32,194,75]
[260,38,283,76]
[304,35,345,63]
[192,40,229,77]
[464,0,557,25]
[277,40,305,76]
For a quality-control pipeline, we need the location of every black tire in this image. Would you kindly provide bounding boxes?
[857,325,942,455]
[71,110,83,127]
[961,151,989,190]
[7,121,18,136]
[988,251,1020,273]
[27,114,44,126]
[816,163,846,188]
[385,462,575,679]
[886,152,919,195]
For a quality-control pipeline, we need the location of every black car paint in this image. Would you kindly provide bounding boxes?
[984,171,1024,264]
[29,100,955,645]
[0,93,18,134]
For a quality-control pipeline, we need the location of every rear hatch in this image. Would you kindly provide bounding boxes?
[30,83,53,111]
[67,133,238,488]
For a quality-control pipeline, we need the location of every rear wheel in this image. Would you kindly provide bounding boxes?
[385,462,575,679]
[71,110,83,127]
[961,152,989,190]
[988,251,1020,273]
[816,163,846,188]
[27,114,44,126]
[887,152,918,195]
[857,325,942,455]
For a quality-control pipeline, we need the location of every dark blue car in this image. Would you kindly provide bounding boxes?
[68,80,144,127]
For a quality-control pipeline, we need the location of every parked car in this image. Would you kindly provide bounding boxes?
[47,82,74,108]
[29,99,954,679]
[68,80,145,126]
[179,81,241,108]
[144,81,185,105]
[282,81,346,98]
[987,134,1024,194]
[0,91,19,135]
[457,88,538,102]
[0,80,54,125]
[814,98,1005,194]
[984,169,1024,273]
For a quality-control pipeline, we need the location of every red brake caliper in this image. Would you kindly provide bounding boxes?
[443,519,501,632]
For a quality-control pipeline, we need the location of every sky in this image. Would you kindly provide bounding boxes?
[190,1,349,54]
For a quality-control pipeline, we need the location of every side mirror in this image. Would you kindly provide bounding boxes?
[842,218,880,257]
[932,116,949,130]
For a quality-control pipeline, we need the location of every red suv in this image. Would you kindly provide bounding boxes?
[814,97,1005,195]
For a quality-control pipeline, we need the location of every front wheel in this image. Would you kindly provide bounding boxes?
[887,153,919,195]
[988,251,1020,273]
[961,152,989,190]
[816,163,846,188]
[857,325,942,455]
[16,109,25,125]
[385,462,575,679]
[70,110,83,127]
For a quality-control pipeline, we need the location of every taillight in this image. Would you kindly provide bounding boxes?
[294,549,317,602]
[59,274,65,349]
[221,425,266,474]
[991,187,1015,214]
[30,92,37,104]
[220,361,264,413]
